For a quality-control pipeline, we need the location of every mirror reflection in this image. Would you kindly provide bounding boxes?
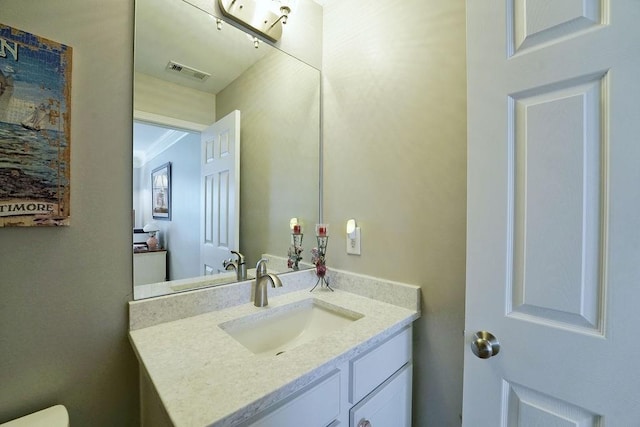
[133,0,320,299]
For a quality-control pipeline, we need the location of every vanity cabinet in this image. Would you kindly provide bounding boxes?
[243,326,413,427]
[347,327,412,427]
[349,364,412,427]
[133,250,167,286]
[131,284,421,427]
[245,371,342,427]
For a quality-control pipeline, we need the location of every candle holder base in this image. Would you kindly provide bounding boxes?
[310,276,333,292]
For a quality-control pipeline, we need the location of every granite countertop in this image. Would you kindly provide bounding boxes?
[129,287,420,427]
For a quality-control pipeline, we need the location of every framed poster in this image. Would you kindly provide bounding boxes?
[152,162,171,220]
[0,23,72,227]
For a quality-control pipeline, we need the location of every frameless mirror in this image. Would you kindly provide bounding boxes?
[133,0,320,299]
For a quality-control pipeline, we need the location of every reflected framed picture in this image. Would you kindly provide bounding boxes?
[151,162,171,220]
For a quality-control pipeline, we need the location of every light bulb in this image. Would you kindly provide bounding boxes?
[346,219,357,238]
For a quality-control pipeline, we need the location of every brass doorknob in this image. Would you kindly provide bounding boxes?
[471,331,500,359]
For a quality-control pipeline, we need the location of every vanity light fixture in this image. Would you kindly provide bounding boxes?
[277,5,290,24]
[346,218,361,256]
[217,0,293,42]
[269,0,294,27]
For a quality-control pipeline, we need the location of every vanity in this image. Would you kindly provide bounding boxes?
[128,1,417,424]
[129,269,420,426]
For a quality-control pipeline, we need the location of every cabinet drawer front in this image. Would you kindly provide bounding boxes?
[350,363,412,427]
[248,370,341,427]
[350,326,411,404]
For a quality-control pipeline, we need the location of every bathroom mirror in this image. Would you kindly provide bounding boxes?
[132,0,320,299]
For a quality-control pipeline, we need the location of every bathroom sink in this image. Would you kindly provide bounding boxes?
[218,299,363,356]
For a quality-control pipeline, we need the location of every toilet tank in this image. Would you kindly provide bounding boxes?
[0,405,69,427]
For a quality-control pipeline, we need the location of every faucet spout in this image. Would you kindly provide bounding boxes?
[254,258,282,307]
[232,250,247,281]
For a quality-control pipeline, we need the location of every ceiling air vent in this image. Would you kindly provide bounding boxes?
[165,60,211,81]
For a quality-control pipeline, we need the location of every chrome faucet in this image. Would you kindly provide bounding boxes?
[254,258,282,307]
[223,250,247,281]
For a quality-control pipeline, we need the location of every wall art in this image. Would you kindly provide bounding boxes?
[151,162,171,220]
[0,23,72,227]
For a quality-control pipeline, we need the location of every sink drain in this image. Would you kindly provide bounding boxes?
[275,350,286,356]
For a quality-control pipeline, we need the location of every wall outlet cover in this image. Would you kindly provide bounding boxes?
[347,227,361,255]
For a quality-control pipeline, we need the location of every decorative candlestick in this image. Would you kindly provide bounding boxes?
[310,224,333,292]
[287,231,303,270]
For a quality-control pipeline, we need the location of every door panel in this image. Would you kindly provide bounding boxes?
[504,382,601,427]
[511,0,603,54]
[509,74,605,332]
[464,1,640,425]
[200,110,240,275]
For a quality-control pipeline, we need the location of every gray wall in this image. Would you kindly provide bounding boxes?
[0,0,139,425]
[136,131,201,281]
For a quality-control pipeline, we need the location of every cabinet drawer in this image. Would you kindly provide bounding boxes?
[247,370,341,427]
[350,363,412,427]
[350,326,411,404]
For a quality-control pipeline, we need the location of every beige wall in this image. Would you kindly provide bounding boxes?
[216,50,320,267]
[0,0,138,425]
[134,72,215,125]
[322,0,467,425]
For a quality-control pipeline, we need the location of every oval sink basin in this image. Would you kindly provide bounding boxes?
[218,299,363,356]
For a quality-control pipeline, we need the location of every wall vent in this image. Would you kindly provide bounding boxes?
[165,60,211,81]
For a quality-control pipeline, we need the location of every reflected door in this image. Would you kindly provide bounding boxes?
[464,1,640,425]
[200,110,240,275]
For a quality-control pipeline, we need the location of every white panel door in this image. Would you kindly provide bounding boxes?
[200,110,240,275]
[464,1,640,425]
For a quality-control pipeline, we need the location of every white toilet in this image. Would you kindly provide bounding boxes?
[0,405,68,427]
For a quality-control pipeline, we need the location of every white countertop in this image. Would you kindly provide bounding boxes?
[129,287,420,426]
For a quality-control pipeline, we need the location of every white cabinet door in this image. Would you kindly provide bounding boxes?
[350,363,412,427]
[133,251,166,286]
[464,1,640,425]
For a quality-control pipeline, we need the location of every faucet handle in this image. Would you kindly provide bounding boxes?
[223,258,236,270]
[231,250,245,264]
